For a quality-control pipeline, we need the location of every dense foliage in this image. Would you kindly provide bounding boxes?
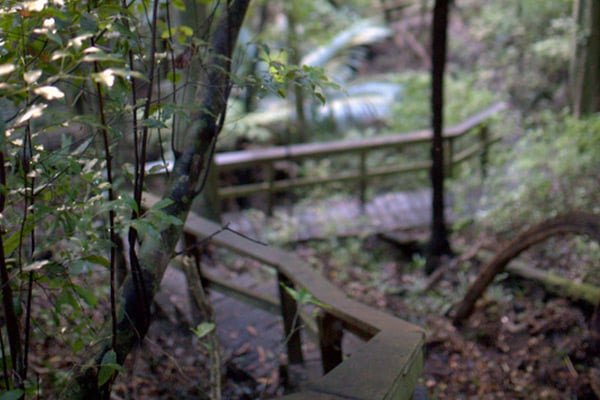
[0,0,598,398]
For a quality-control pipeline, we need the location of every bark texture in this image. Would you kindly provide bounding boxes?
[60,1,251,398]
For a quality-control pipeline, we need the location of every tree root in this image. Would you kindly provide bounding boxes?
[452,211,600,328]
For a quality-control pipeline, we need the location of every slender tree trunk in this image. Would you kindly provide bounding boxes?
[570,0,600,117]
[427,0,452,274]
[287,5,306,143]
[60,1,251,398]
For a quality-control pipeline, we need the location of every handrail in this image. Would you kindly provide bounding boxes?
[145,102,507,216]
[143,192,426,399]
[215,101,506,168]
[213,102,507,214]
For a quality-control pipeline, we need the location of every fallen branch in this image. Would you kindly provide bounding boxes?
[452,211,600,326]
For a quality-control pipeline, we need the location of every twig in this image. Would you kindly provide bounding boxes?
[176,222,266,256]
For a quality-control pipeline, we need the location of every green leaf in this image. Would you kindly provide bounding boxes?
[120,195,139,214]
[171,0,185,10]
[45,30,63,45]
[191,322,215,339]
[72,285,98,307]
[83,254,110,268]
[166,71,181,84]
[315,92,326,105]
[151,198,174,211]
[0,390,25,400]
[3,222,34,255]
[57,289,81,313]
[140,118,167,129]
[178,25,193,37]
[80,11,98,33]
[98,349,124,386]
[72,337,84,353]
[281,285,329,308]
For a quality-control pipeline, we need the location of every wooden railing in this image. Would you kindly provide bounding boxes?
[213,101,507,215]
[143,192,426,399]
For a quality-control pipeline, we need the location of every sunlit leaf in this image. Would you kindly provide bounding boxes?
[0,64,16,76]
[24,69,42,84]
[23,0,47,12]
[22,260,50,272]
[83,53,122,63]
[34,85,65,100]
[17,104,47,124]
[67,33,93,48]
[93,69,115,87]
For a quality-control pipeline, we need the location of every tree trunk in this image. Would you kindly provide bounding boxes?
[570,0,600,117]
[59,1,251,398]
[427,0,452,274]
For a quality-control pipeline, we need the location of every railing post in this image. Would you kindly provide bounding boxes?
[266,162,275,217]
[479,125,490,180]
[444,137,454,178]
[316,310,343,374]
[359,150,367,212]
[277,272,304,365]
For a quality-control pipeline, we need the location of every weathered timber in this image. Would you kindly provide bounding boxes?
[452,211,600,326]
[143,192,425,400]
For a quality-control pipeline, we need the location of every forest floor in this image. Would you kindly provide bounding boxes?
[99,228,599,399]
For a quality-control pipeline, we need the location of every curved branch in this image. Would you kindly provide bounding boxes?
[452,211,600,326]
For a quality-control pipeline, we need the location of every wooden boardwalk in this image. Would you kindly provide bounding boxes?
[156,188,441,395]
[222,188,451,242]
